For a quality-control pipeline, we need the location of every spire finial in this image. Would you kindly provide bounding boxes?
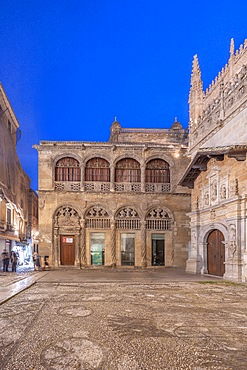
[192,55,200,76]
[114,116,117,122]
[190,54,203,90]
[230,38,234,57]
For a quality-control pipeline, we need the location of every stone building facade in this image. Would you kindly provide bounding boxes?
[0,84,36,264]
[35,120,191,269]
[180,38,247,281]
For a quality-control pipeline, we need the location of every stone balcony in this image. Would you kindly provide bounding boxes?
[54,181,171,193]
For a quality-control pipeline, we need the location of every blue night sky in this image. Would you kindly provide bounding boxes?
[1,0,247,191]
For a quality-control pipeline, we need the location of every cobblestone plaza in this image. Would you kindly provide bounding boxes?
[0,269,247,369]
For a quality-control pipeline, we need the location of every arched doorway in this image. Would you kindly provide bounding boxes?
[207,229,225,276]
[54,206,81,266]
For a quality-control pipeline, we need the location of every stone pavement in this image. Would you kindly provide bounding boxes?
[0,268,247,369]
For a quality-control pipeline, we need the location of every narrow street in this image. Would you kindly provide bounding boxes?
[0,269,247,369]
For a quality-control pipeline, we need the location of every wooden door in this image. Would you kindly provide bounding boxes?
[60,235,75,265]
[207,230,225,276]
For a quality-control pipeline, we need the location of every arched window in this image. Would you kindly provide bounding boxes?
[116,207,140,229]
[85,206,110,229]
[115,158,141,183]
[85,158,110,182]
[55,157,80,182]
[145,159,170,183]
[146,207,172,230]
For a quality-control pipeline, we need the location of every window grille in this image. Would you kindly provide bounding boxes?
[55,157,81,182]
[85,158,110,182]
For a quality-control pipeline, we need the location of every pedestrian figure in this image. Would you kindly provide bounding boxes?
[10,251,18,272]
[33,253,41,271]
[43,255,50,270]
[1,249,10,272]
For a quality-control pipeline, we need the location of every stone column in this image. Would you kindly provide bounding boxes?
[141,164,145,193]
[110,165,115,192]
[110,220,116,266]
[141,220,147,267]
[81,164,85,191]
[80,219,87,266]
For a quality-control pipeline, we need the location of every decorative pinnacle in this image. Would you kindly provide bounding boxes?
[230,38,234,57]
[190,54,203,89]
[192,55,201,77]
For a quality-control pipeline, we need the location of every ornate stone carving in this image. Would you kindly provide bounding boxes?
[229,179,239,197]
[204,191,209,206]
[211,180,217,202]
[85,206,110,229]
[220,184,227,200]
[110,220,116,266]
[116,207,140,230]
[56,207,80,227]
[116,207,138,218]
[86,206,109,218]
[140,220,147,266]
[146,207,172,230]
[191,230,197,251]
[147,208,169,219]
[228,223,237,257]
[80,221,87,266]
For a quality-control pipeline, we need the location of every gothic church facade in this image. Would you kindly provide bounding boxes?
[180,38,247,282]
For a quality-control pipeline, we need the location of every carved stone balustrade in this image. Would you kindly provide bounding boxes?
[55,181,172,193]
[55,181,81,191]
[84,182,110,192]
[114,182,142,193]
[146,183,171,193]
